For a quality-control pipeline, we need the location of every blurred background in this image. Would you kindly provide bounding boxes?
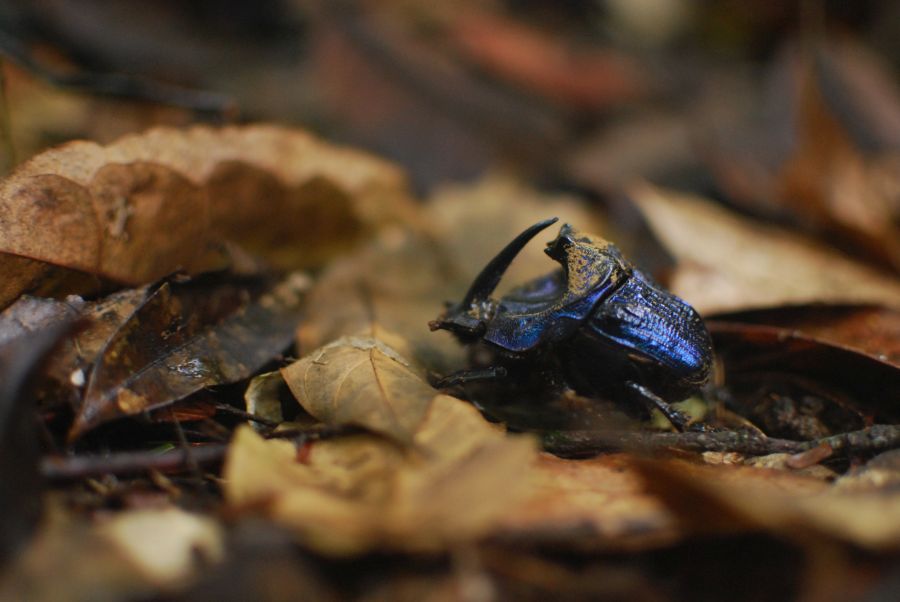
[1,0,898,272]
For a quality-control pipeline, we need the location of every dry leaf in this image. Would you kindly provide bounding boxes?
[709,304,900,368]
[296,227,464,373]
[638,459,900,550]
[0,125,419,307]
[71,272,309,438]
[629,183,900,313]
[282,336,437,446]
[498,453,677,548]
[426,175,609,297]
[223,395,537,555]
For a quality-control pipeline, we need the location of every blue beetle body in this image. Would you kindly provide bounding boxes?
[430,218,713,427]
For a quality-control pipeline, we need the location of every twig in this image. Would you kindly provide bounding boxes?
[41,444,228,481]
[542,424,900,458]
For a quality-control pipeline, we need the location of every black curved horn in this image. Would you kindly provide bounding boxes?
[460,217,559,307]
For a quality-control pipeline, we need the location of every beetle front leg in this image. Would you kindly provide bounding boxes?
[432,366,508,389]
[625,381,694,432]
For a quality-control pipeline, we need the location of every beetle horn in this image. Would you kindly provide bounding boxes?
[460,217,559,307]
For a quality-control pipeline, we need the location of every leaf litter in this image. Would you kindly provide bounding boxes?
[1,56,900,598]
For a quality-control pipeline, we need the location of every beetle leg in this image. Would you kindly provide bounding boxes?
[432,366,508,389]
[625,381,693,432]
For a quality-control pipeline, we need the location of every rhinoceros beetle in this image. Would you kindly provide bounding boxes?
[429,218,713,430]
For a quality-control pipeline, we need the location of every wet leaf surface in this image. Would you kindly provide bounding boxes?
[71,272,308,438]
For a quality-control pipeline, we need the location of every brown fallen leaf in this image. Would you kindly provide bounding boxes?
[638,459,900,551]
[709,320,900,428]
[703,41,900,272]
[282,336,437,446]
[71,272,309,439]
[628,183,900,314]
[497,453,677,549]
[223,395,537,555]
[426,175,609,297]
[0,289,149,403]
[709,304,900,368]
[0,125,420,308]
[295,227,464,373]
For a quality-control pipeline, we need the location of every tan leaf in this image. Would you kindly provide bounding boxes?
[629,183,900,313]
[295,227,464,373]
[0,125,419,307]
[638,459,900,550]
[223,395,537,555]
[426,174,608,297]
[281,336,437,446]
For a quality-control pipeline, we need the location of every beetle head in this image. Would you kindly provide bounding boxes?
[543,223,630,294]
[430,217,559,340]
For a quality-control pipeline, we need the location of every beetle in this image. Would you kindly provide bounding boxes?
[429,218,713,430]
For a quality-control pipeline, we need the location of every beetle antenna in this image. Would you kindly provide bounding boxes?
[460,217,559,307]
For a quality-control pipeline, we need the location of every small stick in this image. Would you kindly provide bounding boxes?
[41,444,228,481]
[542,424,900,458]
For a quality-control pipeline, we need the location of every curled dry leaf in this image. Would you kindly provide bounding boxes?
[223,395,537,555]
[629,183,900,314]
[71,272,309,439]
[0,125,420,307]
[282,336,436,446]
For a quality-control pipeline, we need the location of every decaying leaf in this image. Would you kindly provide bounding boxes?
[71,272,309,438]
[223,395,537,555]
[282,336,436,446]
[629,183,900,313]
[0,125,420,307]
[0,288,149,402]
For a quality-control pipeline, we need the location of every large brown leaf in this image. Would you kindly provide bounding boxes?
[0,125,419,307]
[70,272,308,439]
[223,395,537,555]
